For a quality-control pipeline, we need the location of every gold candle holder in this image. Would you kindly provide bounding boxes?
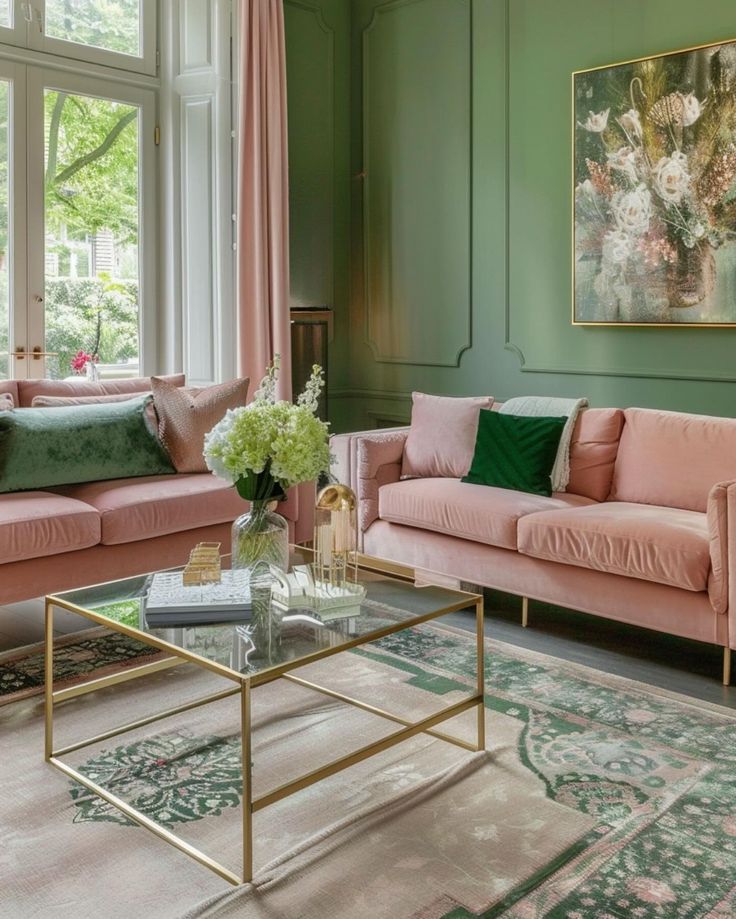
[313,484,358,588]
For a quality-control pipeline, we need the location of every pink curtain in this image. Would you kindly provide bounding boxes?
[237,0,292,400]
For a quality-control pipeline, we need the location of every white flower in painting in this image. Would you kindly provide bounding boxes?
[654,150,690,204]
[681,92,705,126]
[579,109,610,132]
[602,229,633,265]
[618,108,642,139]
[691,221,706,239]
[575,178,597,198]
[607,146,638,183]
[612,184,652,235]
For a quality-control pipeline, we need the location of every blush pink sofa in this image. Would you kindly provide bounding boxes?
[332,405,736,684]
[0,377,311,605]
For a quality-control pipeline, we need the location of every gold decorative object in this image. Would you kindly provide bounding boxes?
[182,542,222,586]
[313,484,358,588]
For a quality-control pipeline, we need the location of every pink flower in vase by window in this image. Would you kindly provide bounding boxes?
[70,350,99,375]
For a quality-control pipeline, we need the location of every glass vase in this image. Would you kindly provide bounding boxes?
[231,500,289,582]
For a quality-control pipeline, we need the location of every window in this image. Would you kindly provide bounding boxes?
[0,3,158,381]
[0,2,156,75]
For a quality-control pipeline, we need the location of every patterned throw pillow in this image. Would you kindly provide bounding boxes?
[151,376,250,474]
[0,393,12,411]
[0,396,174,494]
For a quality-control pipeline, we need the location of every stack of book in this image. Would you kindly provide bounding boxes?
[144,569,252,627]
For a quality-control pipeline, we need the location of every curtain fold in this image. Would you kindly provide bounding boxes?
[237,0,292,400]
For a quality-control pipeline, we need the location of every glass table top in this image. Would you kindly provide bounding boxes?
[50,548,478,682]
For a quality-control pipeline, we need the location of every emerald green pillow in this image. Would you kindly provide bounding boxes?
[0,395,175,493]
[462,410,566,497]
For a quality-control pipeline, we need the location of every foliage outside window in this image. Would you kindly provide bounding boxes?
[43,89,140,379]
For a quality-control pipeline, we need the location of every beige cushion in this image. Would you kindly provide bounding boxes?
[0,392,13,410]
[151,376,250,473]
[31,392,149,407]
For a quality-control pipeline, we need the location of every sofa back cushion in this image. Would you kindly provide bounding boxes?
[0,396,175,494]
[567,408,624,502]
[402,392,494,479]
[16,373,185,407]
[31,392,150,406]
[610,407,736,512]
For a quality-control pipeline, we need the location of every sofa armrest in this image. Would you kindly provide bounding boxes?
[355,429,410,534]
[707,480,735,616]
[330,427,409,493]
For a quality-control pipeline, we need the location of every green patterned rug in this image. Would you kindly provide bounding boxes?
[4,618,736,918]
[370,628,736,919]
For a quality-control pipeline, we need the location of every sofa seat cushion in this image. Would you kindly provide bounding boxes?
[53,474,248,546]
[518,502,710,592]
[378,478,595,550]
[0,491,100,564]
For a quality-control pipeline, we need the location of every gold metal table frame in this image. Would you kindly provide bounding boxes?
[44,555,485,886]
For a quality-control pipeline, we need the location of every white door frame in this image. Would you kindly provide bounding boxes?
[0,58,28,379]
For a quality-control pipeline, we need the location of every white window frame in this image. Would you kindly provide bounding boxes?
[24,67,157,377]
[10,1,156,76]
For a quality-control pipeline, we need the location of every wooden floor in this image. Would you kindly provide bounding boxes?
[3,589,735,711]
[446,590,736,710]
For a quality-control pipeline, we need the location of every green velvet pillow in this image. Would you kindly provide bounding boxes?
[462,410,567,497]
[0,395,175,493]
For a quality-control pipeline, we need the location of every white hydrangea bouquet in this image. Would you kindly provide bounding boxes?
[204,357,330,575]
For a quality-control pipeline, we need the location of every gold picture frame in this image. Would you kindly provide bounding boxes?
[572,36,736,327]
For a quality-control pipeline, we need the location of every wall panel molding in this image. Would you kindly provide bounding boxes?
[362,0,472,367]
[284,0,335,311]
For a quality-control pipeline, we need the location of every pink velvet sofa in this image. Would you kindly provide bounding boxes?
[0,377,310,605]
[332,405,736,683]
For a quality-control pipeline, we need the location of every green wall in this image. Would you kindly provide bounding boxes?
[283,0,351,402]
[334,0,736,432]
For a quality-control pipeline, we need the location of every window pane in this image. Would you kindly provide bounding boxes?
[0,82,9,380]
[0,1,10,29]
[45,1,141,57]
[44,90,140,380]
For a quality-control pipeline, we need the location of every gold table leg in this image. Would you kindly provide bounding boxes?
[44,600,54,762]
[241,680,253,883]
[476,595,486,751]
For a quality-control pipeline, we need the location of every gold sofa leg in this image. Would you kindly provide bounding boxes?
[521,597,529,628]
[724,648,732,687]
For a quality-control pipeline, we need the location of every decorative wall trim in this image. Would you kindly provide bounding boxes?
[331,387,412,401]
[362,0,473,367]
[284,0,336,312]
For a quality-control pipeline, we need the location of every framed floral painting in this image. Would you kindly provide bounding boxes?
[573,38,736,325]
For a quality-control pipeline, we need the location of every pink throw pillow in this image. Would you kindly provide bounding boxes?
[401,392,494,479]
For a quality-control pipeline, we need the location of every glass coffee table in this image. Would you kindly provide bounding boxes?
[44,548,485,885]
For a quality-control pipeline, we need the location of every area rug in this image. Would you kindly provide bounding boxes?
[2,622,736,919]
[0,627,167,706]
